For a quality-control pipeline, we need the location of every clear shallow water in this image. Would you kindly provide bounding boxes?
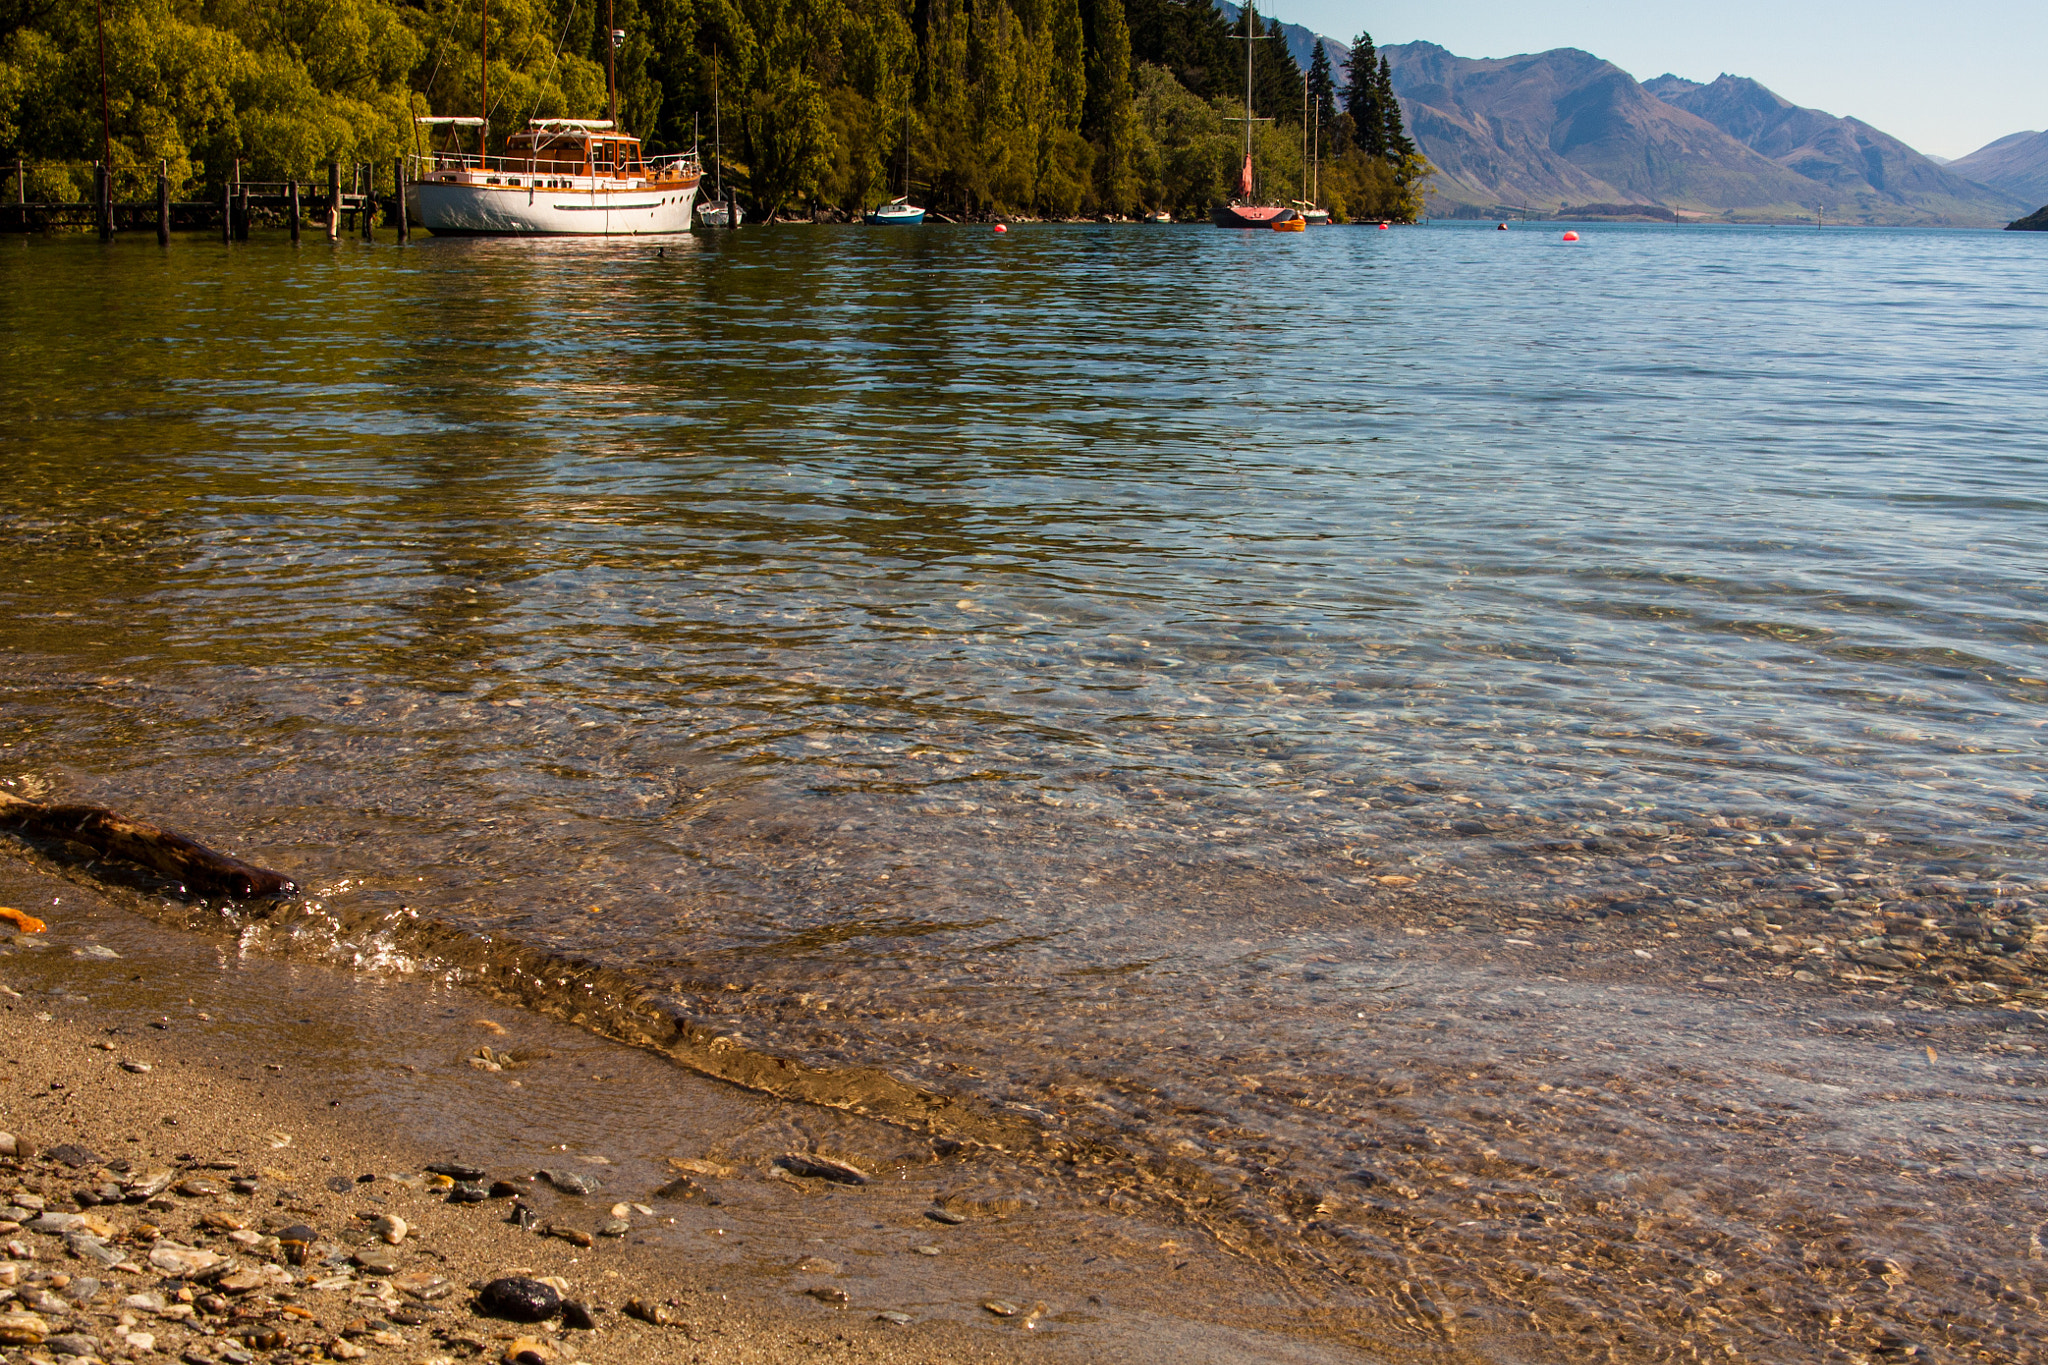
[5,222,2048,1357]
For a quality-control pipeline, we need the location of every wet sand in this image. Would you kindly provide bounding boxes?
[7,837,2048,1363]
[0,856,1372,1365]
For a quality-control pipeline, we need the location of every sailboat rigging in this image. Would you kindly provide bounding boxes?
[697,48,743,226]
[1212,4,1299,229]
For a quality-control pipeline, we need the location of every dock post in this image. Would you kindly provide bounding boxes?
[289,179,301,243]
[156,162,169,245]
[326,161,340,240]
[97,162,113,240]
[361,164,374,242]
[394,158,408,243]
[220,176,231,243]
[15,158,23,233]
[236,184,250,240]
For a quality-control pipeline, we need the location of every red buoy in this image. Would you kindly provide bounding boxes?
[994,224,1008,234]
[1562,230,1580,241]
[1377,222,1390,230]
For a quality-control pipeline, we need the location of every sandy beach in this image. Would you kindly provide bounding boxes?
[0,854,1371,1365]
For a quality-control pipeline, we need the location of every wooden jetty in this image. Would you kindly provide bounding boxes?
[6,158,414,242]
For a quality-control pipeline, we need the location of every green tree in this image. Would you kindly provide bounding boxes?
[1304,36,1332,160]
[1343,29,1380,157]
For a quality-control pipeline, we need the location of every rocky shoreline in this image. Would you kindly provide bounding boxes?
[0,1007,1046,1365]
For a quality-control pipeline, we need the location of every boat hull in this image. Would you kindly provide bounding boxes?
[697,200,744,228]
[407,176,700,236]
[864,206,926,225]
[1212,203,1299,229]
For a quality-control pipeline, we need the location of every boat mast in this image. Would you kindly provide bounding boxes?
[1312,90,1320,207]
[1300,72,1307,206]
[479,0,488,158]
[713,47,722,200]
[1242,5,1254,172]
[606,0,618,127]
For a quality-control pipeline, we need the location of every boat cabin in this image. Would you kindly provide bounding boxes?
[504,120,644,177]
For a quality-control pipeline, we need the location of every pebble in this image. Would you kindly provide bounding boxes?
[924,1208,967,1225]
[390,1271,448,1301]
[623,1298,681,1327]
[352,1248,399,1276]
[487,1180,528,1199]
[174,1179,221,1198]
[119,1061,151,1074]
[367,1214,407,1245]
[73,945,120,959]
[477,1278,559,1323]
[598,1220,629,1238]
[147,1245,225,1278]
[911,1245,940,1256]
[503,1337,552,1365]
[545,1226,594,1248]
[774,1154,870,1186]
[424,1163,486,1182]
[28,1212,84,1234]
[560,1301,596,1331]
[47,1332,99,1356]
[446,1183,490,1204]
[0,1312,47,1345]
[536,1170,597,1196]
[327,1339,369,1360]
[981,1299,1022,1317]
[804,1286,849,1306]
[874,1310,914,1326]
[324,1176,355,1194]
[124,1171,175,1201]
[653,1176,704,1201]
[61,1278,103,1303]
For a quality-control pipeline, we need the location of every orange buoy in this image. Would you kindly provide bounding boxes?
[1496,222,1508,230]
[0,907,46,934]
[993,223,1007,233]
[1562,230,1580,241]
[1271,216,1305,232]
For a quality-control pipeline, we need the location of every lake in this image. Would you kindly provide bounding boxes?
[4,220,2046,1359]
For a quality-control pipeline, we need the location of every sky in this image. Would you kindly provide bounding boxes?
[1278,0,2046,160]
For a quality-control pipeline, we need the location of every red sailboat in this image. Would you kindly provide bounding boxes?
[1212,4,1301,229]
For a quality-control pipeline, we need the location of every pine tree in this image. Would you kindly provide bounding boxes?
[1249,10,1301,126]
[1343,31,1382,157]
[1305,38,1334,161]
[1375,53,1412,160]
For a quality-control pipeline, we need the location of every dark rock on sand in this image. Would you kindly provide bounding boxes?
[477,1278,560,1323]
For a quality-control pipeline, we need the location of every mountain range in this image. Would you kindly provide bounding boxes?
[1383,44,2027,225]
[1209,3,2037,226]
[1947,130,2048,209]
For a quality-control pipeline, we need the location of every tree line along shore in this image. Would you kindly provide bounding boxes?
[0,0,1427,226]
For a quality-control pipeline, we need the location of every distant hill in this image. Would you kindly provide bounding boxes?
[1644,74,2026,225]
[1949,130,2048,208]
[2010,203,2048,231]
[1381,43,1825,219]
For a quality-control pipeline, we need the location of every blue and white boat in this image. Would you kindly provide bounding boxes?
[865,197,925,226]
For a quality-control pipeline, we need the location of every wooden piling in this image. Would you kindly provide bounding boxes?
[289,179,301,243]
[361,163,374,242]
[156,163,169,246]
[14,158,23,234]
[236,184,250,241]
[97,162,113,240]
[394,158,408,243]
[220,177,231,243]
[326,161,340,240]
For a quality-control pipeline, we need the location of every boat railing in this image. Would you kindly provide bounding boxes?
[404,151,700,179]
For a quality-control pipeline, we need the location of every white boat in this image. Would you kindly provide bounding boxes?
[1145,210,1173,224]
[695,47,743,229]
[865,197,925,226]
[697,198,742,228]
[407,118,700,236]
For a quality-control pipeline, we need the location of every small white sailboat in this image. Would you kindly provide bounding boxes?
[1298,73,1330,225]
[865,197,926,225]
[865,101,924,225]
[696,48,743,228]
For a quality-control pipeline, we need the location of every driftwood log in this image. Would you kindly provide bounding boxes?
[0,791,297,900]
